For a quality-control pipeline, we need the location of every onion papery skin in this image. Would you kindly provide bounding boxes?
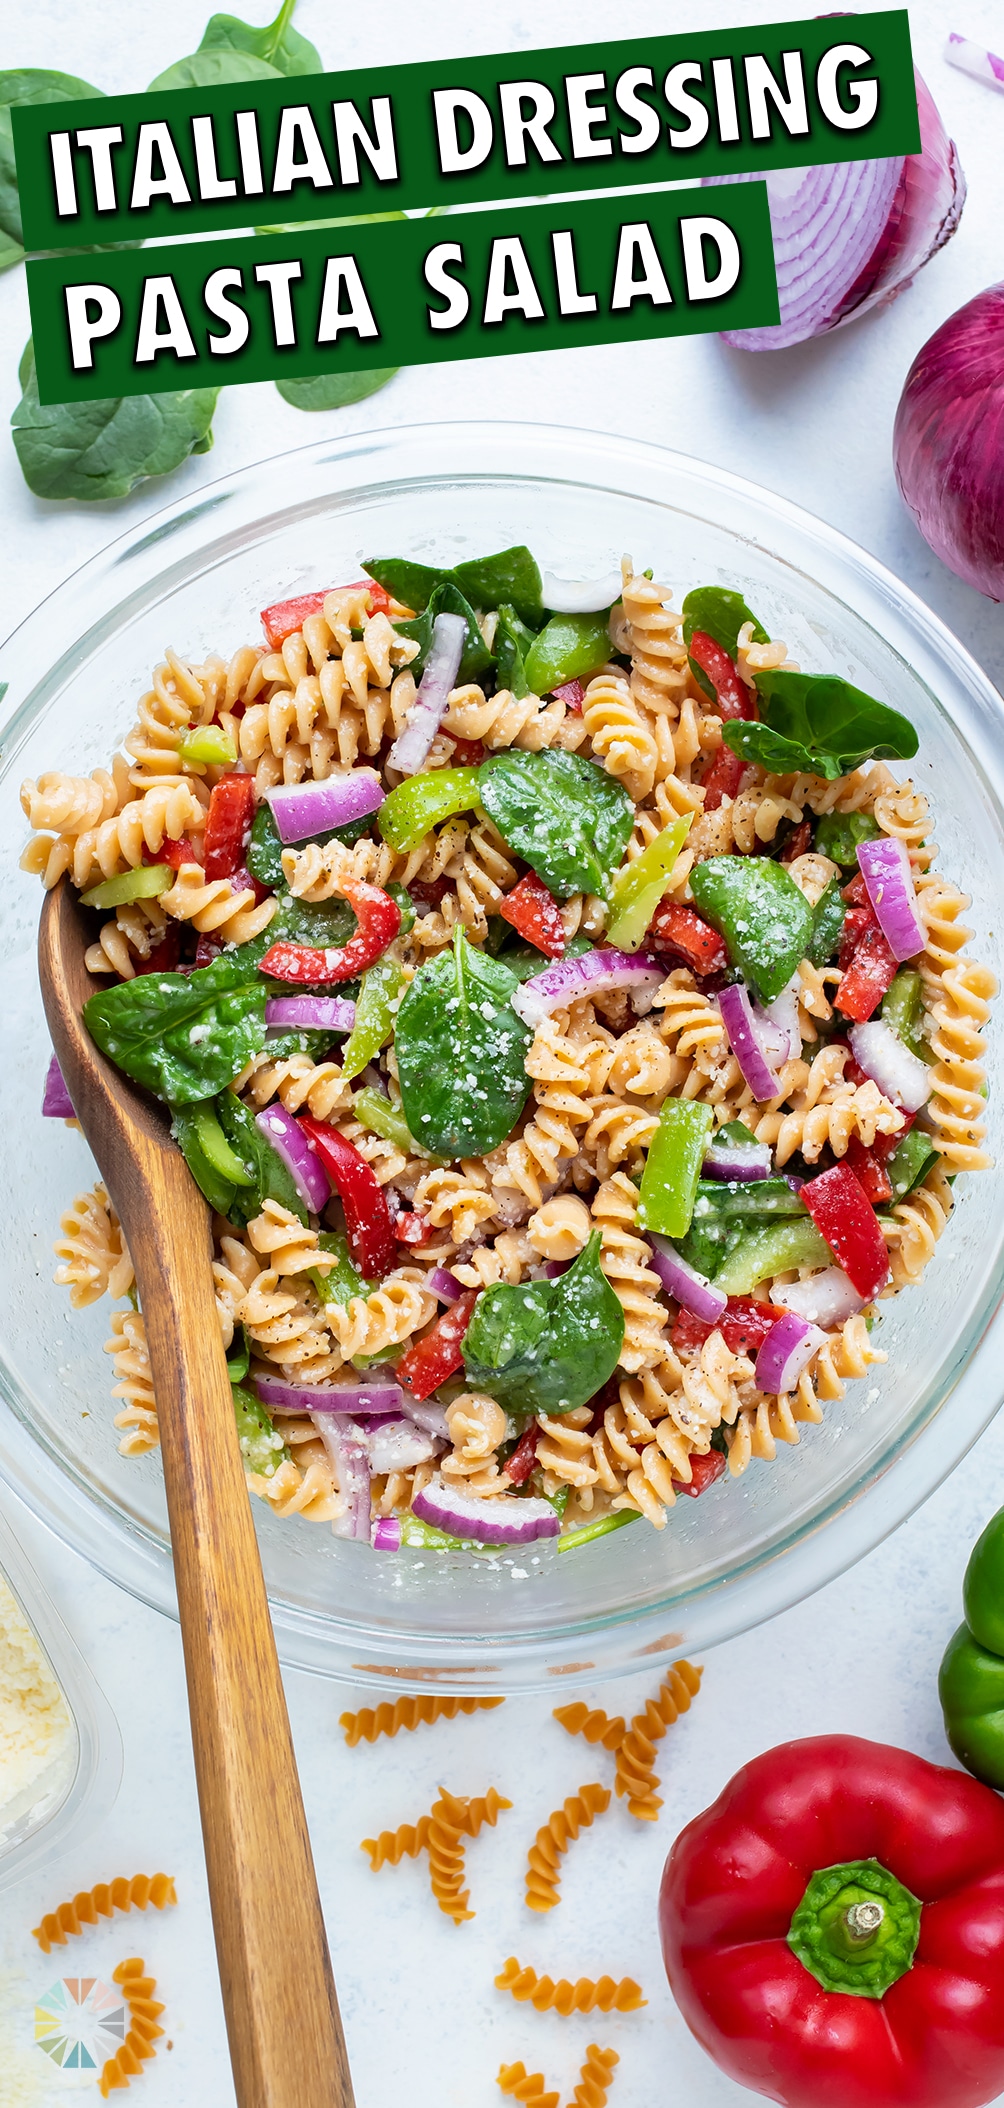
[708,69,965,352]
[894,282,1004,601]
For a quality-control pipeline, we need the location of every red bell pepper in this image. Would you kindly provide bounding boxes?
[499,871,566,958]
[392,1209,434,1247]
[144,834,199,870]
[801,1162,890,1300]
[674,1296,782,1358]
[297,1117,396,1278]
[395,1291,479,1401]
[134,924,181,975]
[843,870,871,907]
[506,1423,541,1486]
[837,923,900,1021]
[260,580,393,650]
[259,877,401,986]
[194,934,222,968]
[648,901,729,976]
[688,632,757,722]
[408,876,450,912]
[448,736,486,767]
[838,905,873,970]
[675,1449,727,1498]
[660,1734,1004,2108]
[700,745,747,813]
[844,1119,911,1205]
[203,773,256,881]
[781,819,813,864]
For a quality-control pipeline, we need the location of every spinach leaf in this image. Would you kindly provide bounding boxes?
[393,581,492,685]
[689,856,813,1003]
[682,585,769,702]
[12,342,219,502]
[814,811,882,867]
[0,70,106,272]
[722,670,918,782]
[365,546,543,626]
[247,803,287,887]
[83,951,268,1105]
[232,1382,290,1476]
[363,556,445,612]
[477,748,634,901]
[494,604,536,699]
[197,0,321,76]
[276,368,399,411]
[260,1027,339,1061]
[147,48,282,91]
[214,1089,308,1225]
[395,926,531,1156]
[462,1233,624,1415]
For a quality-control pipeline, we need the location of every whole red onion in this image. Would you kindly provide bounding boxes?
[894,284,1004,601]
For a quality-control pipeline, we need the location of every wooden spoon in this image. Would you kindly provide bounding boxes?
[39,878,354,2108]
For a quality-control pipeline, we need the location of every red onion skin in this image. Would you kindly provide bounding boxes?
[894,282,1004,601]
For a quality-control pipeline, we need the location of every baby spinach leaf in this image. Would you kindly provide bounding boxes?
[260,1027,340,1061]
[814,811,882,867]
[722,670,918,782]
[363,556,445,611]
[462,1233,624,1415]
[232,1382,290,1476]
[395,926,531,1156]
[477,748,634,901]
[393,581,492,685]
[197,0,321,76]
[0,70,106,271]
[83,951,269,1104]
[147,48,282,91]
[689,856,813,1003]
[247,803,286,887]
[12,343,219,502]
[364,546,543,626]
[214,1089,308,1225]
[682,585,769,702]
[494,603,536,699]
[276,368,399,411]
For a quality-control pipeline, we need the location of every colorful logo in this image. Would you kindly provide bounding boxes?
[34,1976,126,2074]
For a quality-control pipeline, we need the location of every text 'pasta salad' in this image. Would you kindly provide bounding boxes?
[24,548,995,1554]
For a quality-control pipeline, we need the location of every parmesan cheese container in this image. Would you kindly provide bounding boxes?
[0,1503,121,1891]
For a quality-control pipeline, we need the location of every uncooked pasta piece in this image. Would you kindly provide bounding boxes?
[494,1957,647,2015]
[524,1781,611,1912]
[570,2044,620,2108]
[496,2061,559,2108]
[32,1874,177,1953]
[615,1661,703,1819]
[553,1702,626,1753]
[340,1695,504,1745]
[97,1958,164,2098]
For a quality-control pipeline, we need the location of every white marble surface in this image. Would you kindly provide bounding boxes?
[1,0,1004,2101]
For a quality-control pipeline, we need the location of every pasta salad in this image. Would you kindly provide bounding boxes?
[24,548,995,1553]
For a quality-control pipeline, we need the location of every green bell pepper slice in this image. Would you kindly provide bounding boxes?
[814,811,882,867]
[806,877,847,967]
[170,1099,255,1215]
[378,767,481,852]
[340,957,405,1083]
[523,612,611,696]
[882,969,928,1060]
[80,864,174,909]
[886,1127,937,1200]
[310,1229,373,1308]
[605,815,693,952]
[232,1381,290,1479]
[177,724,237,768]
[556,1509,642,1553]
[352,1085,443,1161]
[638,1098,714,1239]
[689,856,813,1003]
[692,1177,808,1222]
[939,1621,1004,1790]
[713,1217,831,1296]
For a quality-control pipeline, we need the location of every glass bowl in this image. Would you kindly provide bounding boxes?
[1,421,1003,1695]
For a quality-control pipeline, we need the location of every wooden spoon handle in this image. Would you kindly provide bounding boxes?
[135,1155,353,2108]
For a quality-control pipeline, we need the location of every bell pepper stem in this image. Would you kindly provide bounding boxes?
[788,1859,921,1998]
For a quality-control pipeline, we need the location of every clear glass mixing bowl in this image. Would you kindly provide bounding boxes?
[1,421,1002,1694]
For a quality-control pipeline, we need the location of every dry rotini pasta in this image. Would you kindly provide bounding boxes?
[362,1785,511,1920]
[496,2062,559,2108]
[614,1661,703,1819]
[494,1958,647,2015]
[32,553,992,1555]
[340,1694,505,1745]
[525,1781,611,1912]
[98,1958,165,2098]
[570,2045,620,2108]
[553,1702,626,1753]
[32,1874,177,1952]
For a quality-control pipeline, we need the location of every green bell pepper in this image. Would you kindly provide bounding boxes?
[605,815,693,952]
[232,1381,290,1478]
[170,1099,255,1215]
[882,969,928,1060]
[963,1507,1004,1656]
[713,1217,831,1296]
[523,612,611,696]
[378,767,480,852]
[80,864,174,909]
[938,1506,1004,1789]
[310,1229,373,1308]
[340,957,405,1083]
[556,1509,642,1553]
[352,1085,443,1161]
[177,724,237,768]
[806,876,847,967]
[638,1098,714,1239]
[814,811,882,867]
[689,856,813,1003]
[692,1177,808,1222]
[886,1127,937,1200]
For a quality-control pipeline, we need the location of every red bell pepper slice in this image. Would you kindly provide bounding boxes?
[700,745,747,813]
[781,819,813,864]
[134,924,181,975]
[838,905,873,970]
[842,870,870,907]
[194,934,222,968]
[408,876,450,912]
[144,835,199,870]
[395,1291,480,1401]
[448,737,486,767]
[260,580,393,650]
[297,1117,396,1278]
[688,632,758,721]
[499,871,566,958]
[393,1210,433,1246]
[203,773,256,881]
[506,1423,541,1486]
[843,1111,913,1203]
[801,1162,890,1300]
[675,1449,727,1498]
[674,1296,782,1358]
[836,923,900,1021]
[648,900,729,975]
[259,877,401,986]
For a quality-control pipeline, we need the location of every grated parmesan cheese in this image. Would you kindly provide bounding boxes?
[0,1576,72,1817]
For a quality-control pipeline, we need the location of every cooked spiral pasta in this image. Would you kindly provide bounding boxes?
[553,1702,626,1753]
[22,779,208,891]
[591,1174,668,1372]
[581,666,658,801]
[160,861,277,947]
[611,564,690,715]
[570,2045,620,2108]
[103,1311,159,1455]
[340,1695,504,1745]
[614,1660,703,1819]
[525,1781,611,1912]
[441,683,586,752]
[33,1875,177,1952]
[496,2063,559,2108]
[881,1165,954,1289]
[54,1184,134,1307]
[494,1958,647,2015]
[246,1201,333,1278]
[917,874,996,1168]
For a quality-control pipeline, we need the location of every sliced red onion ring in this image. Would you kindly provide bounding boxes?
[412,1475,560,1545]
[372,1515,402,1551]
[649,1235,727,1325]
[543,1259,573,1279]
[848,1020,932,1114]
[771,1267,866,1329]
[429,1266,463,1303]
[703,1138,772,1181]
[551,678,584,708]
[718,983,782,1103]
[255,1373,403,1415]
[542,569,622,613]
[312,1415,371,1539]
[758,976,801,1064]
[400,1394,452,1441]
[42,1053,75,1119]
[856,837,926,962]
[709,68,965,351]
[512,948,664,1029]
[265,769,383,845]
[366,1417,441,1473]
[387,611,467,776]
[754,1313,827,1396]
[265,995,356,1032]
[255,1104,330,1213]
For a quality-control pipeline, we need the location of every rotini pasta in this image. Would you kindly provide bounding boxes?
[570,2045,620,2108]
[496,2062,559,2108]
[614,1661,703,1819]
[525,1781,611,1912]
[54,1185,134,1308]
[98,1958,165,2098]
[552,1702,626,1753]
[494,1958,647,2015]
[32,1874,177,1952]
[340,1694,505,1745]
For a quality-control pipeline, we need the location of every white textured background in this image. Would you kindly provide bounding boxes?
[1,1,1004,2102]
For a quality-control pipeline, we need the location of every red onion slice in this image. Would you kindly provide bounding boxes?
[512,947,664,1029]
[387,611,467,776]
[543,1259,573,1279]
[255,1374,403,1415]
[412,1475,560,1545]
[265,769,383,845]
[551,679,585,708]
[541,570,622,613]
[703,1138,772,1181]
[856,837,926,962]
[265,995,356,1032]
[754,1313,827,1395]
[42,1053,75,1119]
[771,1267,866,1329]
[312,1415,371,1539]
[718,983,782,1103]
[649,1235,727,1325]
[848,1021,931,1114]
[372,1515,402,1551]
[255,1104,330,1213]
[400,1394,452,1441]
[429,1265,463,1303]
[366,1417,441,1473]
[709,67,965,351]
[758,976,801,1065]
